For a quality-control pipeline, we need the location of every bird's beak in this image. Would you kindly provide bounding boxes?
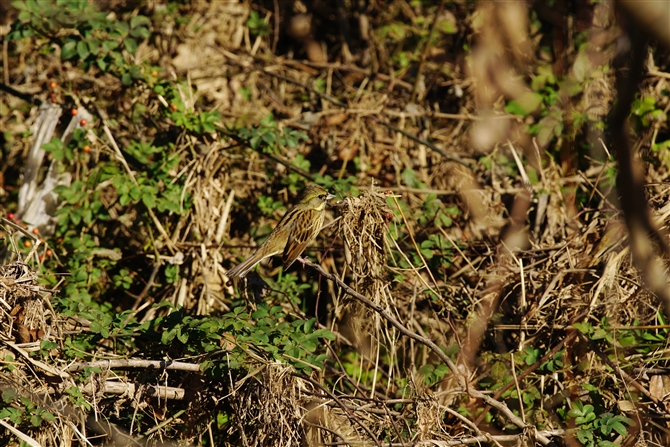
[326,193,336,201]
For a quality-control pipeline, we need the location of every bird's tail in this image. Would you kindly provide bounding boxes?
[226,252,265,278]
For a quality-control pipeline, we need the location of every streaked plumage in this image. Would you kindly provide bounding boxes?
[227,184,335,278]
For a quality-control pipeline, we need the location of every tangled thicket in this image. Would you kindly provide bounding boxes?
[1,1,670,446]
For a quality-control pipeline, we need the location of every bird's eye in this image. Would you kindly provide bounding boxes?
[319,194,326,200]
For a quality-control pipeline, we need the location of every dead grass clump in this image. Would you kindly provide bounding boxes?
[0,261,46,343]
[340,186,393,288]
[227,364,305,447]
[333,186,399,356]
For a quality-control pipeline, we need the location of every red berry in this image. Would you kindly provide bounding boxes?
[45,249,52,256]
[7,213,14,220]
[71,108,78,116]
[79,119,87,126]
[32,227,39,234]
[83,145,90,153]
[170,104,178,111]
[49,81,57,89]
[23,240,31,248]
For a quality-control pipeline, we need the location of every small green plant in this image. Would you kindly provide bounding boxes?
[518,346,540,365]
[154,303,335,375]
[573,315,669,356]
[540,349,564,372]
[164,264,180,284]
[113,268,133,289]
[40,123,191,314]
[65,386,92,411]
[8,0,151,85]
[567,401,634,447]
[418,194,458,228]
[631,95,666,129]
[312,173,359,197]
[257,194,286,217]
[246,11,270,37]
[418,363,450,386]
[0,390,56,427]
[236,113,308,155]
[154,82,222,134]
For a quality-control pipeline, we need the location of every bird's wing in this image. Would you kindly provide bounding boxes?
[282,208,320,268]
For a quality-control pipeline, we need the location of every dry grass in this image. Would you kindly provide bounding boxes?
[1,1,670,446]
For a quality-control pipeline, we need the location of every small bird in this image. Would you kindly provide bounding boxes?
[226,184,335,278]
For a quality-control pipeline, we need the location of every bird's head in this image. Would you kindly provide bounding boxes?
[302,184,335,210]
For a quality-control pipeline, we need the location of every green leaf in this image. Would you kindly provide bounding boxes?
[301,339,317,352]
[111,21,129,38]
[77,40,90,59]
[576,430,593,445]
[42,137,64,152]
[129,64,144,80]
[123,37,137,54]
[2,389,19,403]
[130,15,151,29]
[177,330,189,344]
[572,322,592,335]
[162,328,176,344]
[130,26,150,39]
[610,418,634,436]
[61,40,77,60]
[142,192,156,209]
[11,1,28,11]
[251,307,269,319]
[402,168,424,188]
[575,411,596,425]
[70,209,81,225]
[505,92,542,116]
[40,340,58,350]
[96,57,108,71]
[87,39,101,55]
[311,329,335,340]
[102,40,119,51]
[119,194,131,206]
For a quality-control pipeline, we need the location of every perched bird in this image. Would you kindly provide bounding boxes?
[226,184,335,278]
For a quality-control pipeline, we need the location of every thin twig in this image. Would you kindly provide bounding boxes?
[371,117,473,168]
